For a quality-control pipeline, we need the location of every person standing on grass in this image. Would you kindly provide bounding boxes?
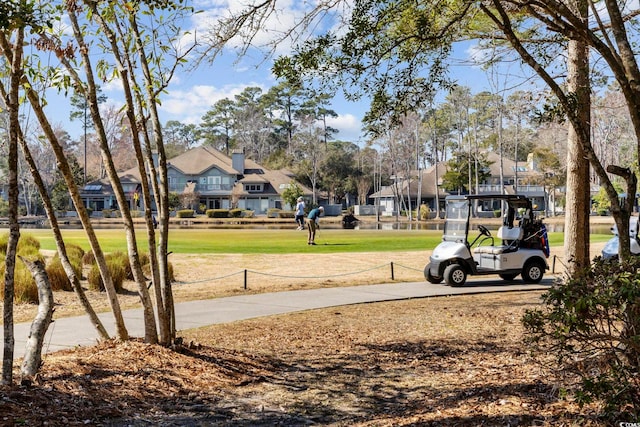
[295,197,306,230]
[306,206,324,245]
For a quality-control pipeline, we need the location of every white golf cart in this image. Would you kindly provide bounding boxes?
[425,194,550,286]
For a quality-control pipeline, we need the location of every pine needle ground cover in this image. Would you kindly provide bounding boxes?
[2,292,606,425]
[0,231,615,425]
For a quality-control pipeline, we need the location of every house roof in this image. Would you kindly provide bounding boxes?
[484,151,537,179]
[234,168,310,197]
[167,146,238,175]
[108,146,312,198]
[370,152,540,199]
[370,163,450,198]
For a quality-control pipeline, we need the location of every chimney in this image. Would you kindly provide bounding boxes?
[527,153,536,171]
[232,148,245,173]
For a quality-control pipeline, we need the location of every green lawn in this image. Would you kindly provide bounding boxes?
[18,228,612,255]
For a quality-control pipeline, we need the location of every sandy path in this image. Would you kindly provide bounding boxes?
[10,242,606,324]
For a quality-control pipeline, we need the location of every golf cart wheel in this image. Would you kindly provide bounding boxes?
[522,260,545,283]
[424,263,443,284]
[499,273,518,281]
[444,264,467,287]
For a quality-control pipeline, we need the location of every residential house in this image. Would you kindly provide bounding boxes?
[369,151,549,215]
[476,152,547,212]
[80,146,311,215]
[370,163,449,216]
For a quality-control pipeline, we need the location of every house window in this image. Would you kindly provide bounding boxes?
[208,176,221,190]
[245,184,263,192]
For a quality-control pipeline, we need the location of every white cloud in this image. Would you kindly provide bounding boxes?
[189,0,344,58]
[327,113,363,143]
[158,81,364,141]
[158,82,264,124]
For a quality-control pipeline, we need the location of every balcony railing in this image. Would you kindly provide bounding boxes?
[169,183,233,193]
[477,184,545,193]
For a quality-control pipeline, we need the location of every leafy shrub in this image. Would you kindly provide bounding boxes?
[141,261,175,282]
[18,234,41,252]
[109,251,131,280]
[0,253,44,304]
[277,211,295,219]
[13,258,40,304]
[82,250,96,266]
[46,257,73,292]
[229,208,243,218]
[102,209,113,218]
[109,251,150,281]
[523,256,640,420]
[138,252,150,267]
[242,210,255,218]
[0,234,45,304]
[206,209,229,218]
[87,265,103,292]
[65,244,84,267]
[177,209,195,218]
[0,198,8,217]
[267,208,281,218]
[48,243,86,290]
[87,251,163,291]
[87,253,126,293]
[419,204,431,220]
[0,233,41,254]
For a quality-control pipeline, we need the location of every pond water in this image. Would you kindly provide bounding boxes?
[12,217,615,234]
[163,221,613,234]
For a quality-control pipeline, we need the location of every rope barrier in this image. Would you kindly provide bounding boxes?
[246,263,389,279]
[173,270,245,285]
[171,255,572,289]
[172,261,419,287]
[392,263,424,273]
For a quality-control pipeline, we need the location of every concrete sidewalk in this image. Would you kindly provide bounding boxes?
[8,278,553,356]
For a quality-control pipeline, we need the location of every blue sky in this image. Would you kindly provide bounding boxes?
[42,1,531,145]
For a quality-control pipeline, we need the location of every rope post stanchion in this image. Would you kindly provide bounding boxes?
[552,255,556,274]
[244,269,247,290]
[390,262,394,280]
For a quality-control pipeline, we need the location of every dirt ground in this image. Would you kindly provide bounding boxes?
[1,292,605,426]
[1,243,610,425]
[10,250,434,324]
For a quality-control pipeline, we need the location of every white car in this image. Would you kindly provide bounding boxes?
[601,217,640,259]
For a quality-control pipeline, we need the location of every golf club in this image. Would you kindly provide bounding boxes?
[317,227,327,245]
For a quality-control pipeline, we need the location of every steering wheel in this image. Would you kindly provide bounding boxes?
[477,225,491,237]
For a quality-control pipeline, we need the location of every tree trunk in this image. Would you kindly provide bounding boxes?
[9,109,109,340]
[21,82,129,341]
[563,36,591,274]
[19,258,54,382]
[1,26,23,386]
[128,13,174,344]
[0,59,107,339]
[3,32,129,343]
[607,165,635,260]
[67,7,158,343]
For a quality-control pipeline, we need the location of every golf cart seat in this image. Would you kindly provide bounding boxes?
[474,226,523,255]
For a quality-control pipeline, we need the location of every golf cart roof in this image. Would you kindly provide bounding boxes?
[446,194,533,208]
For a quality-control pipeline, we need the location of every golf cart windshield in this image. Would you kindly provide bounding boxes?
[443,198,469,242]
